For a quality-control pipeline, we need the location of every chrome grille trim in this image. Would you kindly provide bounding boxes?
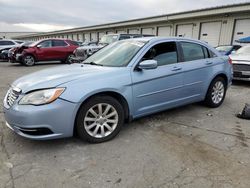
[4,86,21,109]
[233,64,250,72]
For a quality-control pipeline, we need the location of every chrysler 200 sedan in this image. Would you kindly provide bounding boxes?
[3,37,232,143]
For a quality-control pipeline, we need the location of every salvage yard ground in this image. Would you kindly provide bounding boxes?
[0,61,250,188]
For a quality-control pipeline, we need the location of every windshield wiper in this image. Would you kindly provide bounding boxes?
[83,62,103,66]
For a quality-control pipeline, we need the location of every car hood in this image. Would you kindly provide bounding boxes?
[12,64,121,93]
[230,54,250,62]
[78,44,106,50]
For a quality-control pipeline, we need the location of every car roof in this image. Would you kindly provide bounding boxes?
[126,36,209,45]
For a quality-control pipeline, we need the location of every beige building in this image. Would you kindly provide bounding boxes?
[13,2,250,47]
[0,32,37,40]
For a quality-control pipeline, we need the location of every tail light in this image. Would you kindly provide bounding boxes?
[228,57,232,65]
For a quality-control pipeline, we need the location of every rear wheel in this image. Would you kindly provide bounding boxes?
[204,77,226,108]
[22,55,35,66]
[76,96,124,143]
[62,54,74,64]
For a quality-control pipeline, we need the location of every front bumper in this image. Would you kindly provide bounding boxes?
[233,71,250,81]
[3,98,79,140]
[15,53,23,62]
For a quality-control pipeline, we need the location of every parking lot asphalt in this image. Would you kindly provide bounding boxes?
[0,61,250,188]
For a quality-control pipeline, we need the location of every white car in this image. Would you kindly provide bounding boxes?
[0,39,23,50]
[230,45,250,81]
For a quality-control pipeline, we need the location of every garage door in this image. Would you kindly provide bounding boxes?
[233,19,250,44]
[157,26,171,37]
[128,29,139,34]
[98,32,105,40]
[142,28,154,35]
[176,24,193,38]
[200,22,222,47]
[91,33,97,41]
[85,33,90,42]
[117,30,126,34]
[78,34,84,42]
[73,34,78,41]
[107,31,115,34]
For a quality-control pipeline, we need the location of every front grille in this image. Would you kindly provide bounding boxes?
[233,64,250,72]
[4,87,21,108]
[75,48,87,58]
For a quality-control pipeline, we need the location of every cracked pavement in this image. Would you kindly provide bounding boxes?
[0,61,250,188]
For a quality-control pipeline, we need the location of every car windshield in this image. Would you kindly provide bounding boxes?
[236,46,250,54]
[99,35,119,44]
[216,46,232,52]
[83,40,146,67]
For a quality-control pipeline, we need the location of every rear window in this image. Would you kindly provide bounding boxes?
[180,42,205,61]
[53,40,68,47]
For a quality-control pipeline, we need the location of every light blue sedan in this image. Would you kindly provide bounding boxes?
[3,37,232,143]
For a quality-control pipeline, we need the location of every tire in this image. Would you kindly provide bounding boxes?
[22,55,35,66]
[76,96,125,143]
[63,54,74,64]
[204,77,227,108]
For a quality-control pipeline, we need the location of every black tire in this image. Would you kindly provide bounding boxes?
[22,54,35,66]
[204,77,227,108]
[76,96,125,143]
[62,54,74,64]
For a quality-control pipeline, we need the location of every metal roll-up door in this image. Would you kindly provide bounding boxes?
[233,19,250,44]
[98,32,105,40]
[142,28,154,35]
[91,33,97,41]
[200,22,222,47]
[176,24,193,38]
[128,29,139,34]
[157,26,171,37]
[117,30,126,34]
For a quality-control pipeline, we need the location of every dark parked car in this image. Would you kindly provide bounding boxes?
[72,34,154,62]
[15,39,79,66]
[215,45,241,55]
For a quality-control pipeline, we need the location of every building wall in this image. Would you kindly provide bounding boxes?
[0,32,36,40]
[12,5,250,46]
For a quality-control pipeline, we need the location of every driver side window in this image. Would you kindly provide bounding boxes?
[141,42,178,66]
[39,40,52,48]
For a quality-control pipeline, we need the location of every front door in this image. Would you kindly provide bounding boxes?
[36,40,55,61]
[131,41,184,117]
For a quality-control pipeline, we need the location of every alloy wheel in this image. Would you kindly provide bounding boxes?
[84,103,118,138]
[211,81,225,104]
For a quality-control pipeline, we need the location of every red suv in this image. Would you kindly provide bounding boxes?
[15,39,79,66]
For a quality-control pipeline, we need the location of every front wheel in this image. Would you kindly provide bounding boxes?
[76,96,124,143]
[22,55,35,66]
[204,77,227,108]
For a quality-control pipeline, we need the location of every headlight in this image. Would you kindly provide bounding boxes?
[19,88,65,105]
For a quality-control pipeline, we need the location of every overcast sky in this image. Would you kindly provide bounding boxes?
[0,0,248,32]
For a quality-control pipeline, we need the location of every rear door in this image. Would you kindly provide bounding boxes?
[131,41,184,117]
[178,41,216,102]
[52,40,69,60]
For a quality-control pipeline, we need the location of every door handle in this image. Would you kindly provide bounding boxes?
[171,67,182,71]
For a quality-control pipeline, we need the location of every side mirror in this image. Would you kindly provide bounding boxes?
[138,60,157,70]
[37,45,42,48]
